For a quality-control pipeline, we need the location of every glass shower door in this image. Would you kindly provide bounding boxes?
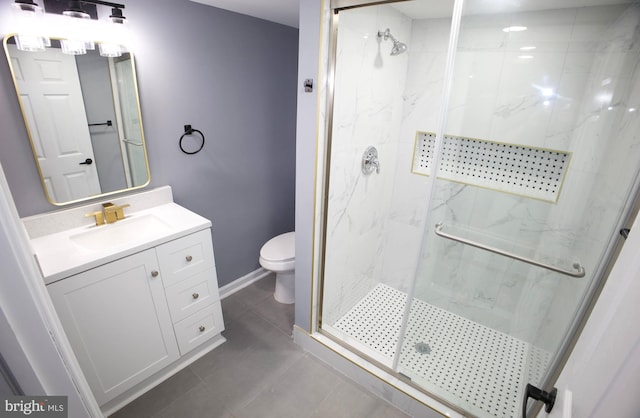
[319,2,428,370]
[396,1,640,417]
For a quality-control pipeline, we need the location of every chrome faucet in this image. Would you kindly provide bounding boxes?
[85,203,130,226]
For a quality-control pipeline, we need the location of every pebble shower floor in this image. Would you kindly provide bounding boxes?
[332,284,551,418]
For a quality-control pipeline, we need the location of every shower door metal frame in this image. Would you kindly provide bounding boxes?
[314,1,640,417]
[330,0,409,12]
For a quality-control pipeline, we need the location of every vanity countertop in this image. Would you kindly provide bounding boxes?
[26,189,211,284]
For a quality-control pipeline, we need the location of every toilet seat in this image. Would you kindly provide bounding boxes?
[259,232,295,273]
[260,232,294,262]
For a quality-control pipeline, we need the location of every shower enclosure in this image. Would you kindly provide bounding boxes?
[318,0,640,416]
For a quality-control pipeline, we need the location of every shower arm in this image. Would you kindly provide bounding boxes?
[378,28,398,43]
[434,223,586,278]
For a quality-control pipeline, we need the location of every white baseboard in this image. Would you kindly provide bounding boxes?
[219,267,272,299]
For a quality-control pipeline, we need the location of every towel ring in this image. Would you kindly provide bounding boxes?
[179,125,205,155]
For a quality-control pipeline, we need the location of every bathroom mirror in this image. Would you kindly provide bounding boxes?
[3,35,150,205]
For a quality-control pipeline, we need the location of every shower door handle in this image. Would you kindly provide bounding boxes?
[362,146,380,175]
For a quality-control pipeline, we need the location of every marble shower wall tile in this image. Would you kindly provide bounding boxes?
[323,5,411,325]
[406,4,640,349]
[533,4,640,351]
[380,17,452,293]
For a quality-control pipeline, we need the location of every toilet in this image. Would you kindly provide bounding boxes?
[259,232,295,304]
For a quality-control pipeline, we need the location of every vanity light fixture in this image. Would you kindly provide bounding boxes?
[11,0,128,56]
[62,0,90,19]
[61,39,88,55]
[13,0,42,12]
[12,0,51,52]
[62,0,126,23]
[61,1,127,57]
[13,34,50,52]
[98,42,122,57]
[109,6,126,24]
[61,0,127,57]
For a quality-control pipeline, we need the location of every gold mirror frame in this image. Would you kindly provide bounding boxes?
[3,34,150,206]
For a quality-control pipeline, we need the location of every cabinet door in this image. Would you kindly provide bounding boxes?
[47,249,179,406]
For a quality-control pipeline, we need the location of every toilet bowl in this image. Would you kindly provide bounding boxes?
[259,232,295,304]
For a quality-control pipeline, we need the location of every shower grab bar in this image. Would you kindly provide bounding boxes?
[434,223,586,278]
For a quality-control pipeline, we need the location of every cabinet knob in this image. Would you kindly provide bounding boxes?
[185,255,193,262]
[151,270,159,278]
[199,325,205,332]
[192,293,200,300]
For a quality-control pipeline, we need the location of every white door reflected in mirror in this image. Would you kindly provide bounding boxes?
[9,44,101,203]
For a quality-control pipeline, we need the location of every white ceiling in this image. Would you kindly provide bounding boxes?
[188,0,300,28]
[187,0,632,29]
[392,0,632,19]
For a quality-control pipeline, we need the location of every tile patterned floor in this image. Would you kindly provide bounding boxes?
[333,284,551,418]
[110,275,410,418]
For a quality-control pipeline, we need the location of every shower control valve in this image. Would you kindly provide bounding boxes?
[362,146,380,175]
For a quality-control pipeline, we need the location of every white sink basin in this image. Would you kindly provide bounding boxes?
[26,196,212,284]
[70,214,172,251]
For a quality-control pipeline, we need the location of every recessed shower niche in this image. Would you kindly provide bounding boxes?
[412,132,571,202]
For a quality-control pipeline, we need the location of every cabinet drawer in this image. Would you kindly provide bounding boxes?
[174,302,225,356]
[157,229,215,287]
[165,268,218,323]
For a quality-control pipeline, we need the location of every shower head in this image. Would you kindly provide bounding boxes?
[391,40,407,56]
[378,28,407,56]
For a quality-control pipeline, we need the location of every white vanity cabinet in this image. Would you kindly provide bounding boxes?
[47,228,224,407]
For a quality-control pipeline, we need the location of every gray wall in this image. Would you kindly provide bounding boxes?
[0,0,298,287]
[294,0,322,331]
